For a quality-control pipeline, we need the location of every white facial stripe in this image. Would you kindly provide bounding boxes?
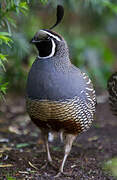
[38,39,56,59]
[40,30,61,41]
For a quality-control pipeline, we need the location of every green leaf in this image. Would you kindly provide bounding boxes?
[103,0,117,13]
[19,2,28,10]
[0,76,8,99]
[0,32,11,36]
[16,143,30,148]
[0,33,12,46]
[0,83,8,94]
[6,176,16,180]
[0,54,7,71]
[6,17,16,28]
[40,0,48,5]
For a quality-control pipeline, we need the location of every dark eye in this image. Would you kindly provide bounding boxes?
[35,39,52,57]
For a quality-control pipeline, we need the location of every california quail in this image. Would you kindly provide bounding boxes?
[26,5,96,175]
[107,72,117,115]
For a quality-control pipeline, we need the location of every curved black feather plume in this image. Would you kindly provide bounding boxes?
[49,5,64,29]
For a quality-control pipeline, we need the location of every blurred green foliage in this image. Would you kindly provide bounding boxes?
[6,176,16,180]
[103,157,117,178]
[0,0,30,98]
[1,0,117,97]
[0,0,48,99]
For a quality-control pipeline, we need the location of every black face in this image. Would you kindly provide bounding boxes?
[35,38,53,57]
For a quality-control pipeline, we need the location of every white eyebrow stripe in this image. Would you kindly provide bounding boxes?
[40,29,61,41]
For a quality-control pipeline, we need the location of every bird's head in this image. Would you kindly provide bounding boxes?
[30,5,69,60]
[30,29,65,59]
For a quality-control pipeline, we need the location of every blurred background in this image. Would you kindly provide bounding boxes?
[1,0,117,97]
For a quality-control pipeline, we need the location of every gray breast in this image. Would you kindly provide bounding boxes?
[26,59,88,101]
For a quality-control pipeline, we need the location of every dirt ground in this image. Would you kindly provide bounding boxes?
[0,93,117,180]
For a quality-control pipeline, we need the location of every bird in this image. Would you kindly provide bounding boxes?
[26,5,96,176]
[107,72,117,115]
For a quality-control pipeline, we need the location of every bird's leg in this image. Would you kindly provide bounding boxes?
[41,130,52,163]
[55,134,76,177]
[40,130,54,170]
[41,130,58,170]
[60,134,76,172]
[45,137,52,163]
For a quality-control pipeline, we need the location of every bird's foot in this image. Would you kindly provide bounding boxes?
[54,171,72,178]
[41,161,57,171]
[48,161,58,170]
[54,172,62,178]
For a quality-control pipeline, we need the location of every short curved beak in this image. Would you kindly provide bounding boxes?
[30,38,35,44]
[30,38,42,44]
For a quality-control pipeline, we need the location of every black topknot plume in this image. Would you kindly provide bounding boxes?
[49,5,64,29]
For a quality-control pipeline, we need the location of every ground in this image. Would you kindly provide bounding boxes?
[0,93,117,180]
